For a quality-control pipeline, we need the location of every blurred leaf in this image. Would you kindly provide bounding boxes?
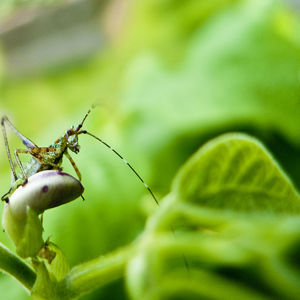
[0,242,36,292]
[1,1,300,299]
[126,133,300,300]
[121,0,300,171]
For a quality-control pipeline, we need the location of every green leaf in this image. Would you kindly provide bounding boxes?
[173,133,300,214]
[126,133,300,300]
[127,213,300,300]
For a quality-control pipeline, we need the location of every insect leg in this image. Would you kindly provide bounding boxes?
[1,116,37,149]
[31,146,58,160]
[15,147,57,180]
[64,151,82,181]
[32,147,64,171]
[14,149,32,181]
[1,117,18,181]
[2,116,38,183]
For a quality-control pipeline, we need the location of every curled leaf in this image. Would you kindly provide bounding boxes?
[126,133,300,300]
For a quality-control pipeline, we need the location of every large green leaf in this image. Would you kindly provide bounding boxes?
[126,133,300,300]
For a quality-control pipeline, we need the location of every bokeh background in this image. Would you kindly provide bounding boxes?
[0,0,300,299]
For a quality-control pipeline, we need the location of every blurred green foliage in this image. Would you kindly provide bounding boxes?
[0,0,300,299]
[126,134,300,299]
[0,0,60,18]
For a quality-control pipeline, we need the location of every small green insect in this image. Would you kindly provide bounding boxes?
[1,107,158,205]
[1,108,158,259]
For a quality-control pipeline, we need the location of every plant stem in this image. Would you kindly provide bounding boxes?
[62,243,135,298]
[0,242,36,292]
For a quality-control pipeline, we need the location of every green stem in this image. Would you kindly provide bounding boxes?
[0,242,36,292]
[62,243,135,298]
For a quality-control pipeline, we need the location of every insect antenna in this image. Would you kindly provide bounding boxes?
[80,130,159,205]
[81,128,190,273]
[76,105,96,131]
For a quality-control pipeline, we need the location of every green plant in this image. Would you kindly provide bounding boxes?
[1,133,300,299]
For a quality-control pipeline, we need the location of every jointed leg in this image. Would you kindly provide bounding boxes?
[2,116,38,182]
[15,146,59,179]
[14,149,31,181]
[1,116,37,149]
[31,147,63,171]
[1,118,18,181]
[31,147,58,156]
[10,162,18,185]
[65,151,82,181]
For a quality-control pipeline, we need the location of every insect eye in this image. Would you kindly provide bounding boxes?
[67,129,73,135]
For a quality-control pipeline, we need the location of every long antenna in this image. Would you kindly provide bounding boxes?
[80,130,159,205]
[76,106,94,131]
[80,121,190,273]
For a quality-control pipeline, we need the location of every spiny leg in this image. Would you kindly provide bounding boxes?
[65,151,82,181]
[1,117,18,181]
[31,146,59,163]
[10,169,16,185]
[31,146,57,155]
[15,147,59,181]
[2,116,38,182]
[30,147,64,170]
[14,149,31,182]
[1,116,37,149]
[1,148,30,201]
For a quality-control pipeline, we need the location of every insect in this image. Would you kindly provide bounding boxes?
[1,107,158,205]
[1,108,158,260]
[1,109,188,274]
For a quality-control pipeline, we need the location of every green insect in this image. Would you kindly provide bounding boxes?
[1,108,158,259]
[1,107,158,204]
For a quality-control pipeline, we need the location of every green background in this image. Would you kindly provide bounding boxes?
[0,0,300,299]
